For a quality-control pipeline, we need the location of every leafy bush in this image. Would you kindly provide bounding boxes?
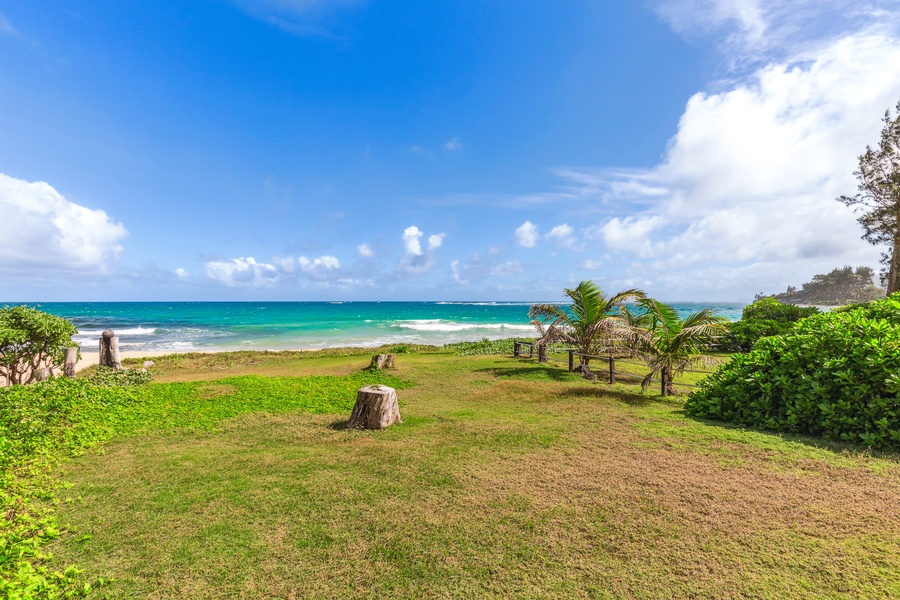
[720,298,819,352]
[390,344,411,354]
[0,306,79,385]
[686,295,900,450]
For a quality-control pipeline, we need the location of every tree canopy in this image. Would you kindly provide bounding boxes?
[771,266,883,306]
[838,99,900,294]
[528,280,644,367]
[0,306,78,385]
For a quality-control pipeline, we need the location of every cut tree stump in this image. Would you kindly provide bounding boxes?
[34,367,53,382]
[347,384,402,430]
[99,329,121,370]
[368,354,395,370]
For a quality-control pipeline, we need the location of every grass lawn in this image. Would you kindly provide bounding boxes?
[41,350,900,598]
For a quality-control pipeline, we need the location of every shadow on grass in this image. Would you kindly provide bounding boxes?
[328,419,350,431]
[554,385,661,408]
[682,414,900,460]
[475,366,581,382]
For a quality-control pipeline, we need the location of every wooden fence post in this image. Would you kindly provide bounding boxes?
[608,355,615,384]
[63,348,77,378]
[568,350,574,372]
[538,344,547,363]
[514,341,520,357]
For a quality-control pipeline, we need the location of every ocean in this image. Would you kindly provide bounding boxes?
[20,301,747,353]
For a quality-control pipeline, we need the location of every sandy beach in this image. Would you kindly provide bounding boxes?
[75,350,200,373]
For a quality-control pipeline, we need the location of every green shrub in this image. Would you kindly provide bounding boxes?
[686,294,900,450]
[0,305,79,385]
[720,298,819,352]
[741,297,820,322]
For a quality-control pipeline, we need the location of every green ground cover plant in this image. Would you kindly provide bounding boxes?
[686,294,900,450]
[444,337,534,356]
[0,368,409,598]
[5,345,900,598]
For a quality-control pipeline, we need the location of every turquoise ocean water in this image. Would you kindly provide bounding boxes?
[21,302,746,353]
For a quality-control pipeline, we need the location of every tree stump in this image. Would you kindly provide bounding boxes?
[63,347,78,378]
[99,329,121,370]
[368,354,395,370]
[347,385,402,429]
[34,367,53,382]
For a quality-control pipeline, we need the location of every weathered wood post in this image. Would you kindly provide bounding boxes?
[63,348,78,378]
[514,341,520,358]
[347,384,402,429]
[99,329,121,370]
[608,355,615,384]
[660,366,668,396]
[538,344,547,363]
[568,350,575,372]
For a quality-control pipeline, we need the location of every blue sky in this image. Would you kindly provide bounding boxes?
[2,0,900,302]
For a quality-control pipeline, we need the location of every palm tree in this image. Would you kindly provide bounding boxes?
[528,281,645,371]
[634,298,727,396]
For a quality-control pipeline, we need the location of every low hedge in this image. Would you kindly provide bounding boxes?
[686,295,900,450]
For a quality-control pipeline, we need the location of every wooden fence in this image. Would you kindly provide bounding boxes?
[512,340,717,396]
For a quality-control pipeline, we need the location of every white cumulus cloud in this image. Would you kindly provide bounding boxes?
[298,255,340,278]
[555,33,900,297]
[398,226,445,276]
[357,243,374,258]
[0,173,127,275]
[205,257,279,287]
[273,256,296,272]
[174,267,189,280]
[545,224,579,249]
[515,221,539,248]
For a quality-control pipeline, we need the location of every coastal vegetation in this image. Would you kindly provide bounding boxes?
[632,298,727,396]
[0,306,78,385]
[3,294,900,597]
[687,294,900,450]
[528,281,644,369]
[0,349,896,598]
[722,297,820,352]
[768,265,883,306]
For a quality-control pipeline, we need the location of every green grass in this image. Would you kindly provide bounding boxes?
[5,350,900,598]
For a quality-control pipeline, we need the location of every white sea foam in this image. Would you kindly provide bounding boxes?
[74,326,158,337]
[393,320,534,332]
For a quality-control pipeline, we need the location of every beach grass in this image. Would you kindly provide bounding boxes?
[32,351,900,598]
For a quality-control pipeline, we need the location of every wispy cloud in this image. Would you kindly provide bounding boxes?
[230,0,367,36]
[0,12,20,38]
[650,0,900,65]
[444,137,463,151]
